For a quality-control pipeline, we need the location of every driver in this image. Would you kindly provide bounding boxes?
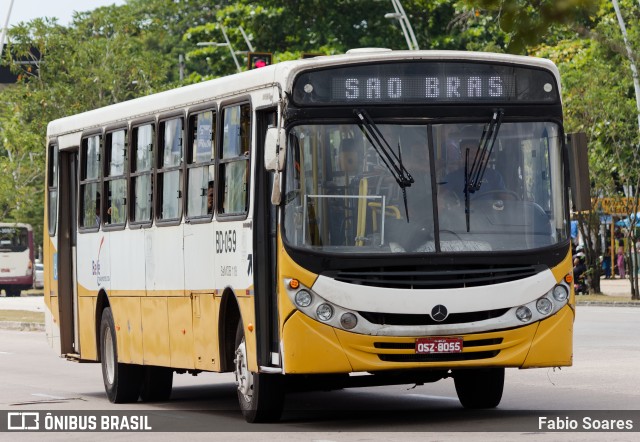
[438,132,506,199]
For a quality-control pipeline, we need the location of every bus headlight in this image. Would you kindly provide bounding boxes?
[294,290,313,308]
[516,306,532,322]
[552,285,568,302]
[316,303,334,321]
[536,297,553,316]
[340,313,358,330]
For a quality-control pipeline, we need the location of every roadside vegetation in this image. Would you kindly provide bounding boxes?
[1,0,639,296]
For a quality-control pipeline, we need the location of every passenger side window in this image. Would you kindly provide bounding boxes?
[130,124,154,224]
[187,110,216,219]
[157,117,184,221]
[219,103,250,216]
[80,134,102,229]
[105,129,127,226]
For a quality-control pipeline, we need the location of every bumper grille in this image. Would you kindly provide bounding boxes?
[360,308,510,326]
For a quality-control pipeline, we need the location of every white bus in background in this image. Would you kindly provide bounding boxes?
[0,223,35,297]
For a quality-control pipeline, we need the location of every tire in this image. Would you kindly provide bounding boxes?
[454,367,504,409]
[140,366,173,402]
[6,288,21,297]
[234,322,284,423]
[100,307,142,403]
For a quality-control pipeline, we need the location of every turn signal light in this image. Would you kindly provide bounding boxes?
[289,279,300,289]
[564,273,573,284]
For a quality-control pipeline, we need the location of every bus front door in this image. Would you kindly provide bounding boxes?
[58,150,79,356]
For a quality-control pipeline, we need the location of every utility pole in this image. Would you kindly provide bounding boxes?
[384,0,419,50]
[0,0,15,59]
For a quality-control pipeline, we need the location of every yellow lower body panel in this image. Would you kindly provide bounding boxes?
[282,306,574,374]
[282,312,353,373]
[78,297,97,361]
[522,304,574,367]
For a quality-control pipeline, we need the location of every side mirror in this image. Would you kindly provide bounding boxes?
[264,127,286,172]
[566,132,591,212]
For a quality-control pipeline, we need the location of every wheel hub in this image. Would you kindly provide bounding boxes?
[104,327,115,385]
[234,337,253,400]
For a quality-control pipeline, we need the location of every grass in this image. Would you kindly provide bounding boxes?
[0,310,45,324]
[576,293,640,303]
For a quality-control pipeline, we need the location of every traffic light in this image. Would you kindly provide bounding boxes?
[248,52,272,70]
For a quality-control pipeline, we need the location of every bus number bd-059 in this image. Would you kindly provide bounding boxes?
[215,230,237,254]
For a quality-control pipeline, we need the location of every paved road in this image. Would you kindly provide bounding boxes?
[0,306,638,440]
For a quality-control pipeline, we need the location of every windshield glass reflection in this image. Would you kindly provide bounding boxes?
[283,122,567,254]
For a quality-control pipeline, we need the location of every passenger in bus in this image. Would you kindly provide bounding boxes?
[207,181,214,214]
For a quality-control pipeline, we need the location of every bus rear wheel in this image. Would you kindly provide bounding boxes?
[454,367,504,409]
[234,322,284,423]
[6,288,21,297]
[100,307,142,403]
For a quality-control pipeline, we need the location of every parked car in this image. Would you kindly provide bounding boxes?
[34,262,44,289]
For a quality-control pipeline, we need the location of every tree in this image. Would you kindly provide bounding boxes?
[0,6,171,247]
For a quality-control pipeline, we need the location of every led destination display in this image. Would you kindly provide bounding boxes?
[292,61,559,105]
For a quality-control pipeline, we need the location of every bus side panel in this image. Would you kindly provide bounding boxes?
[145,226,184,294]
[46,294,62,355]
[168,297,195,369]
[183,223,214,290]
[192,293,220,371]
[110,297,143,364]
[44,237,61,353]
[141,297,170,366]
[76,233,109,295]
[78,296,98,361]
[110,230,146,297]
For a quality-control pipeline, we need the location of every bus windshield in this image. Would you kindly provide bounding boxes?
[283,121,567,254]
[0,227,29,252]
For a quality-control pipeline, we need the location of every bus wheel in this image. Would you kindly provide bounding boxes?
[100,307,142,403]
[6,288,21,297]
[140,366,173,402]
[454,367,504,409]
[234,322,284,423]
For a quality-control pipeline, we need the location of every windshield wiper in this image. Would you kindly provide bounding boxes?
[354,109,414,221]
[464,109,504,232]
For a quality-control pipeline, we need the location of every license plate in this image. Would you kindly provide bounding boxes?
[415,337,463,354]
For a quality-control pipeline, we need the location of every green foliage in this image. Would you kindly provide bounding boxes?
[1,0,640,254]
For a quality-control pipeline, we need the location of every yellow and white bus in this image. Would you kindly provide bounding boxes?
[44,50,589,422]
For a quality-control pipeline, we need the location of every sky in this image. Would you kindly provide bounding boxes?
[1,0,126,28]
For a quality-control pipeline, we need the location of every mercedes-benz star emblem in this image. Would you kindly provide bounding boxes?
[431,304,448,322]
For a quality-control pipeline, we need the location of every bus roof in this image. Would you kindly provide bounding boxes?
[0,222,33,230]
[47,50,560,139]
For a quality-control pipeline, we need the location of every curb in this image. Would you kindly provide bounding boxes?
[0,321,45,332]
[577,301,640,307]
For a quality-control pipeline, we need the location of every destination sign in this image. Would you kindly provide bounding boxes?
[292,61,559,105]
